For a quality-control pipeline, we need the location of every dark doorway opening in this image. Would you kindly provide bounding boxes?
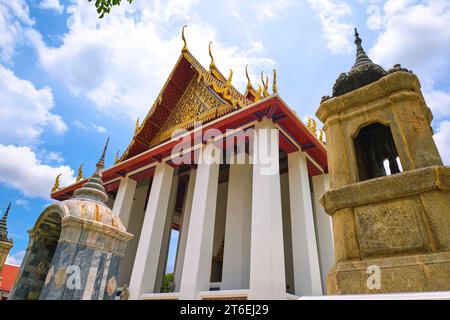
[354,123,401,181]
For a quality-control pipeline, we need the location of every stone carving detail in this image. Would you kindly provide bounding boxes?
[355,198,427,257]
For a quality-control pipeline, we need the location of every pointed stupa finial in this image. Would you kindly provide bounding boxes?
[94,137,109,179]
[0,202,12,243]
[352,27,373,69]
[74,138,110,203]
[332,28,387,97]
[181,25,188,53]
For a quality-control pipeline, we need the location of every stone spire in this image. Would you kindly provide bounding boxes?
[0,202,12,243]
[331,28,387,97]
[352,28,374,69]
[73,138,109,203]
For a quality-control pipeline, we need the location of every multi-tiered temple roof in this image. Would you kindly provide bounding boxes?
[52,27,327,201]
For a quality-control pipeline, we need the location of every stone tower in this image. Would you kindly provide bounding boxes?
[0,202,13,272]
[316,29,450,294]
[10,139,133,300]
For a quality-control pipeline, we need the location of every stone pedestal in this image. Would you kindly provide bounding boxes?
[317,71,450,294]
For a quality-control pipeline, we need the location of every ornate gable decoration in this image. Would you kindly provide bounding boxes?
[120,27,255,161]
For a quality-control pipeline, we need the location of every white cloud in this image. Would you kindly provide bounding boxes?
[254,0,297,20]
[39,0,64,14]
[0,144,75,199]
[0,0,33,63]
[370,0,450,88]
[30,0,274,120]
[434,120,450,165]
[366,0,450,124]
[6,250,26,266]
[91,123,106,133]
[424,89,450,120]
[73,119,107,133]
[307,0,353,53]
[0,64,67,145]
[15,198,30,208]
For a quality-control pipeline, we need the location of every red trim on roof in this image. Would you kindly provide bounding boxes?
[52,96,327,201]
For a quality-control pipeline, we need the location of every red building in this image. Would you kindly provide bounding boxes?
[0,264,20,300]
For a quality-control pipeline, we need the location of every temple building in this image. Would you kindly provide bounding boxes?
[9,28,450,300]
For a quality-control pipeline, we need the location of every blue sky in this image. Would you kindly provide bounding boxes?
[1,0,449,269]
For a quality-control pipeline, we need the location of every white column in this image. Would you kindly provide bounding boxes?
[179,144,221,300]
[128,163,174,300]
[155,173,179,292]
[221,154,252,290]
[248,118,286,300]
[312,174,334,292]
[288,151,323,296]
[112,177,137,229]
[174,170,196,291]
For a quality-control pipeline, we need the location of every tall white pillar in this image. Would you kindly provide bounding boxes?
[179,145,221,300]
[288,151,323,296]
[128,163,174,299]
[221,154,252,290]
[248,118,286,300]
[112,177,137,229]
[312,174,334,292]
[155,173,179,292]
[174,170,196,291]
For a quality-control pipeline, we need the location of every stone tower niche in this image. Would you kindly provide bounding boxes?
[317,29,450,294]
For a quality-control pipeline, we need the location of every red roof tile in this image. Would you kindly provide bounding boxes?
[0,264,20,292]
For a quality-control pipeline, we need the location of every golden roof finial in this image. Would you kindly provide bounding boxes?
[245,65,253,90]
[76,164,84,182]
[51,173,62,193]
[256,85,262,100]
[115,150,120,164]
[209,42,216,70]
[307,116,317,134]
[261,72,269,97]
[181,25,188,53]
[134,117,140,135]
[273,69,278,94]
[319,129,325,143]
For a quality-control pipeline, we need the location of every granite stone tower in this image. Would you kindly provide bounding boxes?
[317,29,450,294]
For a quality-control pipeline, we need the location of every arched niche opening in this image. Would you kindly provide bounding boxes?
[11,209,62,300]
[353,123,402,182]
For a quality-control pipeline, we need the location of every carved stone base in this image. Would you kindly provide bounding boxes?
[321,166,450,295]
[327,251,450,294]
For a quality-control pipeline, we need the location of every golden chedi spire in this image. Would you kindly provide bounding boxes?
[181,25,188,53]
